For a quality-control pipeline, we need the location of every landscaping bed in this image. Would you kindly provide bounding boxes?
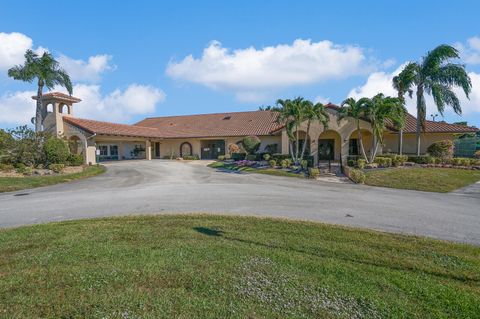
[208,160,307,178]
[1,215,479,318]
[0,165,105,193]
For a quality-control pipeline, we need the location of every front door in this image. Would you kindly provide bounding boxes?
[201,140,225,159]
[154,142,160,158]
[318,139,335,161]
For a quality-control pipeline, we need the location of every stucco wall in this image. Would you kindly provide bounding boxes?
[383,132,458,154]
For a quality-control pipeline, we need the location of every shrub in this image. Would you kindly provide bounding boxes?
[303,155,314,168]
[44,137,70,165]
[246,154,257,161]
[15,163,27,174]
[300,160,308,170]
[263,153,271,161]
[280,160,288,169]
[474,150,480,159]
[452,157,471,166]
[272,154,290,161]
[269,159,277,168]
[0,163,14,172]
[374,157,392,168]
[285,158,292,167]
[308,167,320,178]
[183,155,199,160]
[232,153,246,161]
[242,136,261,155]
[347,159,355,167]
[217,155,225,161]
[427,140,454,159]
[357,159,366,169]
[407,155,433,164]
[349,168,366,184]
[228,143,240,154]
[6,126,46,166]
[49,163,65,173]
[68,153,84,166]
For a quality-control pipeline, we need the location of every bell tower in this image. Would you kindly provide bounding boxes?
[32,92,81,136]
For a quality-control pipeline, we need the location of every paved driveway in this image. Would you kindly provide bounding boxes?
[1,160,479,245]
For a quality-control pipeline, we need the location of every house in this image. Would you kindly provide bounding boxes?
[38,92,478,165]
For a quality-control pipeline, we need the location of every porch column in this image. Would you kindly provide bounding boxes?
[340,134,349,165]
[85,139,97,165]
[118,142,125,160]
[145,140,152,160]
[281,130,289,155]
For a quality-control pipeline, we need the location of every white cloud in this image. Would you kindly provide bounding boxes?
[456,36,480,65]
[0,84,166,126]
[348,66,480,119]
[57,54,116,83]
[0,90,36,125]
[0,32,33,70]
[314,95,330,104]
[166,39,377,102]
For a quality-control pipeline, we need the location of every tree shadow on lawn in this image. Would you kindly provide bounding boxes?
[193,226,477,284]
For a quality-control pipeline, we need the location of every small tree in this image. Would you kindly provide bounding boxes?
[44,137,70,164]
[8,126,47,166]
[0,129,15,163]
[242,136,261,155]
[427,140,454,160]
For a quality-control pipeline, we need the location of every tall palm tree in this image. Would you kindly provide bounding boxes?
[8,50,73,132]
[338,97,370,161]
[365,94,405,162]
[396,45,472,155]
[392,63,415,154]
[299,100,329,160]
[271,97,306,163]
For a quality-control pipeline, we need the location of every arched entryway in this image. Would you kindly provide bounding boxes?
[318,130,341,161]
[180,142,193,157]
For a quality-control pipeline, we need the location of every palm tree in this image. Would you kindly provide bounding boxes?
[365,94,405,162]
[271,97,306,163]
[392,63,415,154]
[299,100,329,160]
[8,50,73,132]
[338,97,370,161]
[396,45,472,155]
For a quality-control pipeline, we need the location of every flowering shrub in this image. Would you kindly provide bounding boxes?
[228,143,240,154]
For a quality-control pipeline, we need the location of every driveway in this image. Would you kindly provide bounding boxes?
[1,160,479,245]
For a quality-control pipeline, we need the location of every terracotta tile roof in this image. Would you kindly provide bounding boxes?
[387,113,478,133]
[32,92,82,103]
[135,110,284,138]
[64,117,162,138]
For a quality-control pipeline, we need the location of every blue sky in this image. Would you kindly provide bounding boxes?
[1,0,480,128]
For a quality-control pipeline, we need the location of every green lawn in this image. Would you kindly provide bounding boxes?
[208,161,304,178]
[364,167,480,192]
[1,215,479,318]
[0,165,106,193]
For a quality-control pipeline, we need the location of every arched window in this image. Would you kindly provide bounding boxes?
[59,104,69,114]
[180,142,192,157]
[46,103,54,113]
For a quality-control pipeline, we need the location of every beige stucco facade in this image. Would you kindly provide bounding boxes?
[42,94,472,167]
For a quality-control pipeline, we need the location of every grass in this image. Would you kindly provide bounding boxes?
[0,215,479,318]
[208,161,304,178]
[0,165,106,193]
[364,167,480,192]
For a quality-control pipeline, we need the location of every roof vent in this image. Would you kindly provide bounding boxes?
[223,115,231,120]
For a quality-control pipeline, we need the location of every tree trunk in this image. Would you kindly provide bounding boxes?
[300,121,311,161]
[295,129,300,163]
[416,85,424,156]
[356,120,368,162]
[370,134,377,163]
[398,129,404,154]
[35,83,44,132]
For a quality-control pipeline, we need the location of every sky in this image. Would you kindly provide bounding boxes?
[1,0,480,129]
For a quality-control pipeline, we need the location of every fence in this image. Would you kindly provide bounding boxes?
[454,137,479,157]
